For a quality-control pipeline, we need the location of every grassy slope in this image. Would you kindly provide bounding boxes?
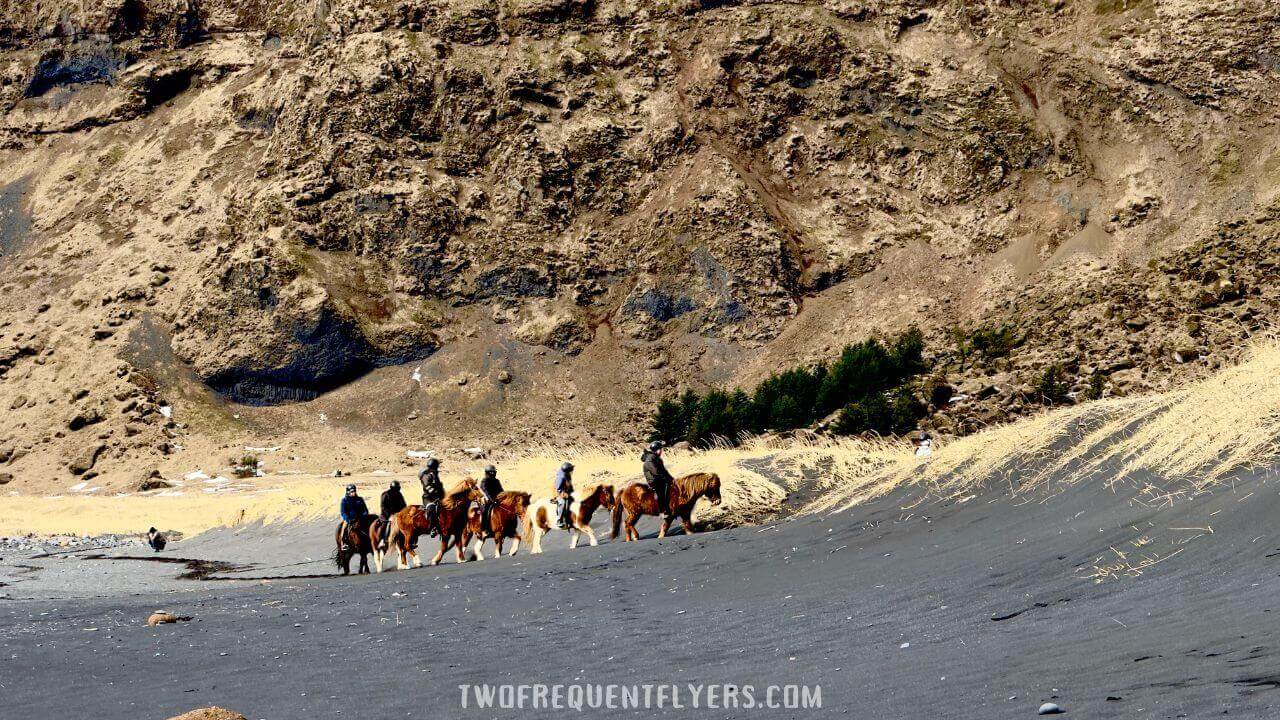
[3,336,1278,536]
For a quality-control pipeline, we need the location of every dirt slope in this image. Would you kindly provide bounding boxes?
[1,0,1279,491]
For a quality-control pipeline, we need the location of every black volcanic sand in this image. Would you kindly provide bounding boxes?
[3,466,1280,719]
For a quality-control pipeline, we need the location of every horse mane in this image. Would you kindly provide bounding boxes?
[501,491,531,511]
[442,479,477,507]
[675,472,720,497]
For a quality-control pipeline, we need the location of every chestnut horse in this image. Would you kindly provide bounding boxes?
[524,484,616,554]
[376,479,481,569]
[335,514,376,575]
[464,491,532,560]
[610,472,722,542]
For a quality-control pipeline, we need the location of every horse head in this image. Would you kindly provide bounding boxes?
[696,474,723,506]
[595,483,617,510]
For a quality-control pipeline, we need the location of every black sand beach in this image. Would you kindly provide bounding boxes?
[3,467,1279,719]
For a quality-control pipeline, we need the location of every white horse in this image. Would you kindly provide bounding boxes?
[524,484,616,554]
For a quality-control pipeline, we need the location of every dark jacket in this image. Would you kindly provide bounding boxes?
[642,450,673,487]
[340,494,369,523]
[419,467,444,502]
[380,487,407,517]
[480,473,503,501]
[555,468,574,495]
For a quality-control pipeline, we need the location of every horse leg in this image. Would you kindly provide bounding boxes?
[473,534,486,561]
[681,510,696,534]
[508,534,520,556]
[455,535,467,563]
[429,536,446,566]
[658,515,671,539]
[494,534,505,557]
[624,511,639,542]
[584,525,598,547]
[569,528,579,549]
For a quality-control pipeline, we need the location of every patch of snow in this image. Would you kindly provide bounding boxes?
[69,481,89,492]
[184,470,210,482]
[245,446,281,453]
[411,366,422,383]
[406,450,435,459]
[159,405,173,419]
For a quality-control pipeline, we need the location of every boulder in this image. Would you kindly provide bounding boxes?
[69,443,106,476]
[167,708,247,720]
[68,406,104,431]
[0,472,12,485]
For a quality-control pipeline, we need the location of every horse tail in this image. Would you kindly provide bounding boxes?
[611,493,623,539]
[333,524,345,569]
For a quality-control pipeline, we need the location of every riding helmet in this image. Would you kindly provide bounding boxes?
[648,440,665,451]
[484,464,497,474]
[561,462,574,471]
[390,480,401,489]
[345,483,357,492]
[426,457,440,468]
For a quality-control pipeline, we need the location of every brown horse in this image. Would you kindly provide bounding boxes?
[377,479,481,568]
[335,514,376,575]
[465,491,532,560]
[611,472,722,542]
[524,483,616,554]
[370,507,425,572]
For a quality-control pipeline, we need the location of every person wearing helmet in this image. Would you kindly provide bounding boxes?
[642,441,674,514]
[418,458,445,537]
[338,483,369,550]
[479,464,504,530]
[378,480,407,545]
[554,461,575,529]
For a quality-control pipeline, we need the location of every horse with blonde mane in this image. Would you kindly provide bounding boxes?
[524,483,615,554]
[464,491,531,560]
[611,472,722,541]
[373,479,481,569]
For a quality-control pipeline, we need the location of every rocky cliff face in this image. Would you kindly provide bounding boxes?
[1,0,1278,488]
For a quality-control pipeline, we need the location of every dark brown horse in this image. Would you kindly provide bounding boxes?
[335,514,376,575]
[376,479,481,569]
[464,491,532,560]
[611,472,722,542]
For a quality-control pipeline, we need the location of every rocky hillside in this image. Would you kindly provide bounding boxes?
[1,0,1278,490]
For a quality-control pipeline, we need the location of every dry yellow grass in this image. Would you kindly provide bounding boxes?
[4,337,1279,537]
[826,334,1280,511]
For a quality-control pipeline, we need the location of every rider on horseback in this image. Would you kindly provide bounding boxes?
[642,441,674,513]
[555,462,575,529]
[479,464,503,531]
[339,483,368,550]
[418,458,445,536]
[379,480,407,545]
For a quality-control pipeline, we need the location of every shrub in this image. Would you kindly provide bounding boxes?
[648,328,931,447]
[232,454,260,479]
[832,386,926,436]
[1084,372,1106,400]
[969,324,1020,359]
[1034,364,1071,405]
